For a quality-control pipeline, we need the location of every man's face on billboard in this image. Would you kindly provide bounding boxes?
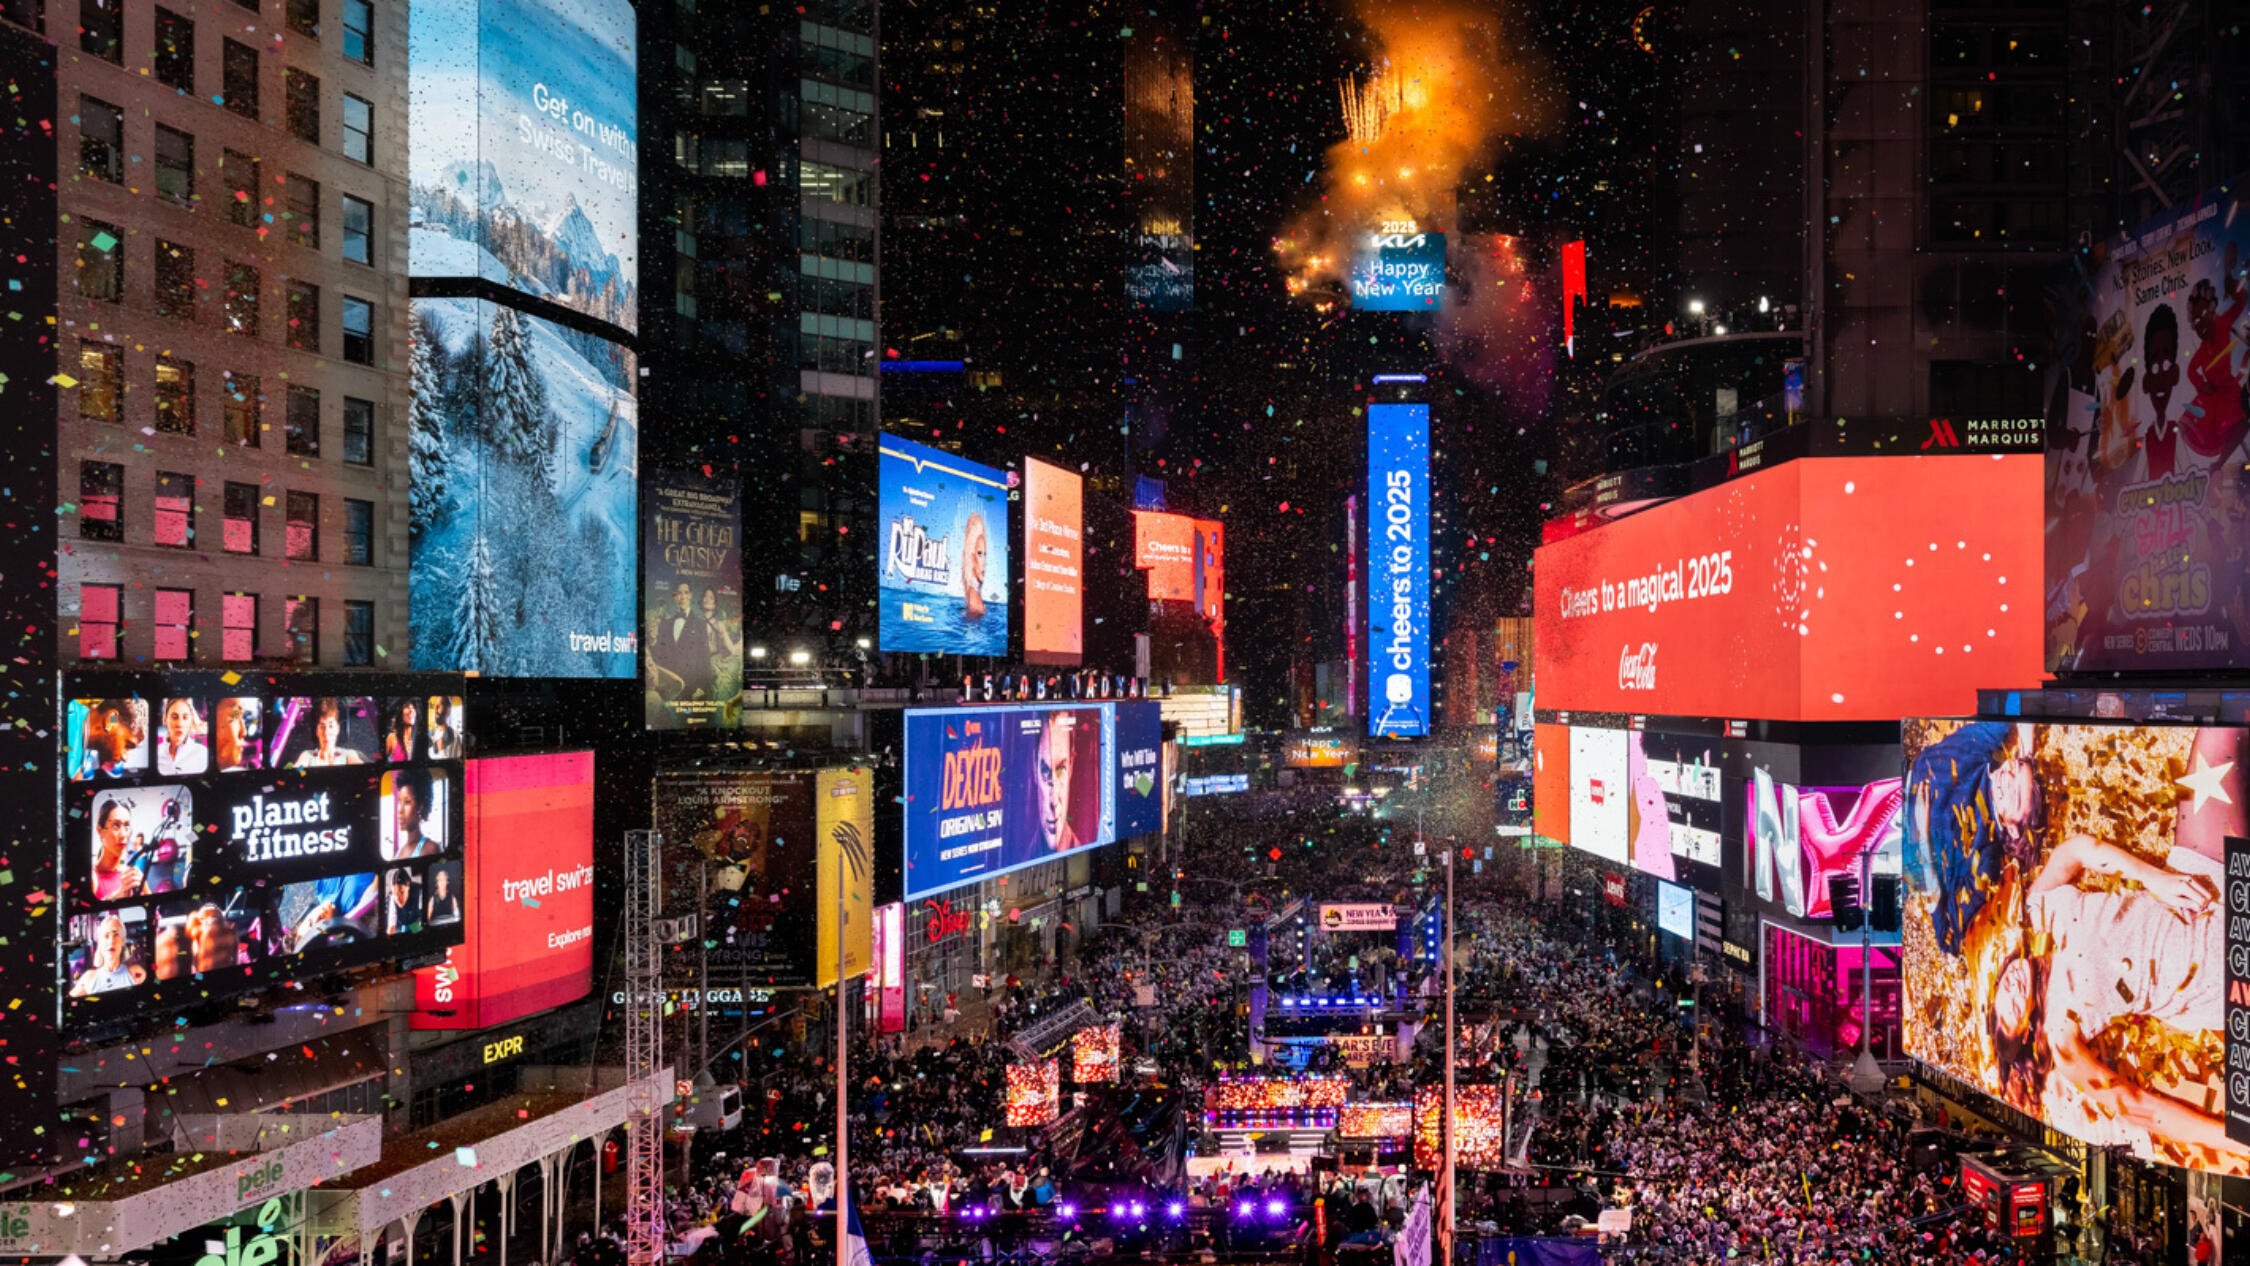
[1036,716,1075,848]
[674,583,693,615]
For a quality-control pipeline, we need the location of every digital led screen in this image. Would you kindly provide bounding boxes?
[814,766,874,988]
[901,704,1119,901]
[1023,458,1085,665]
[1115,701,1164,839]
[413,752,594,1030]
[1368,404,1430,738]
[1127,233,1194,312]
[1626,731,1723,879]
[1532,722,1570,848]
[651,769,819,987]
[1284,735,1355,768]
[1350,231,1446,311]
[1901,720,2249,1175]
[1532,456,2043,720]
[408,0,639,333]
[1005,1060,1060,1127]
[1133,510,1226,677]
[1745,773,1903,921]
[879,435,1012,656]
[1566,726,1627,864]
[1656,880,1695,941]
[2048,185,2250,673]
[1181,773,1249,797]
[60,673,465,1027]
[644,472,742,730]
[408,297,639,678]
[1072,1023,1121,1083]
[1412,1082,1506,1170]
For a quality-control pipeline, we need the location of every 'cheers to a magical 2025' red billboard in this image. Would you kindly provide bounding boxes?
[1532,455,2044,722]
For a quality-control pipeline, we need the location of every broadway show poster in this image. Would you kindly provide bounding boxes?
[814,766,874,988]
[651,770,817,987]
[2047,182,2250,672]
[643,474,743,729]
[1901,720,2250,1175]
[878,434,1011,656]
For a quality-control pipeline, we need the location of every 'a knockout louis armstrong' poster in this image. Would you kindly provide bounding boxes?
[643,473,742,729]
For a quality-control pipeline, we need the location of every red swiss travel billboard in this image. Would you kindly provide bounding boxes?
[413,752,595,1029]
[1532,456,2044,721]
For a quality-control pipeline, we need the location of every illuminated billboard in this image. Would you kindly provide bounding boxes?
[1368,404,1430,738]
[1006,1060,1060,1126]
[1532,456,2043,720]
[1532,722,1569,848]
[408,0,638,333]
[413,752,594,1030]
[651,770,818,987]
[1350,230,1446,311]
[1566,726,1627,864]
[408,297,639,678]
[1134,510,1226,677]
[1284,735,1355,768]
[879,434,1012,656]
[1023,458,1084,665]
[644,472,741,729]
[1656,880,1694,941]
[1625,730,1723,879]
[60,673,465,1026]
[2048,184,2250,673]
[1901,720,2249,1175]
[1412,1082,1506,1170]
[902,703,1121,901]
[1115,701,1164,839]
[1746,772,1903,921]
[814,766,874,988]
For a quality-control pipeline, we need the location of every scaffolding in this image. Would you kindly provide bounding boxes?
[622,829,667,1266]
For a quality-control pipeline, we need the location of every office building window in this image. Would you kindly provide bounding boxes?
[223,260,260,335]
[81,0,119,63]
[154,470,195,548]
[223,370,260,446]
[79,96,121,182]
[154,588,193,662]
[342,295,373,364]
[286,0,318,38]
[79,342,122,424]
[81,584,121,660]
[283,596,318,664]
[222,39,258,118]
[801,161,872,207]
[287,282,320,351]
[221,592,257,661]
[344,498,373,565]
[343,600,374,665]
[286,385,320,456]
[285,173,320,247]
[154,124,193,201]
[154,239,194,319]
[223,150,260,228]
[154,9,193,91]
[77,219,121,302]
[285,490,318,560]
[342,396,374,465]
[342,0,373,65]
[223,481,260,554]
[284,68,320,143]
[342,194,373,264]
[79,461,123,541]
[155,355,195,435]
[342,93,372,164]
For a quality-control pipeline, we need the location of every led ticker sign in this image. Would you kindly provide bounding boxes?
[1368,404,1431,738]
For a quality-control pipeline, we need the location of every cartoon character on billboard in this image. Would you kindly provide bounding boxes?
[2182,249,2248,460]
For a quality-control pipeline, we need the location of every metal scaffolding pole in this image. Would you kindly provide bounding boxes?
[623,829,668,1266]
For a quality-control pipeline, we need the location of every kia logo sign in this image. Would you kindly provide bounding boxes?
[1618,642,1658,691]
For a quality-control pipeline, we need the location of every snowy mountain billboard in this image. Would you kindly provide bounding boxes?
[407,298,639,678]
[408,0,638,335]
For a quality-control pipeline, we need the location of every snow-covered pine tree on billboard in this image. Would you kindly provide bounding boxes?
[408,310,451,535]
[486,304,550,467]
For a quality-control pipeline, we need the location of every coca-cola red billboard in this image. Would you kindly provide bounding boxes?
[1533,456,2044,722]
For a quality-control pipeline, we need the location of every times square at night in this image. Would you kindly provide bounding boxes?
[2,0,2249,1263]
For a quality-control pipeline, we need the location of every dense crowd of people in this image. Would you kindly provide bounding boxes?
[557,799,2144,1265]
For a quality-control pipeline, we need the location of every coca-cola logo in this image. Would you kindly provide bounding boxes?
[1618,642,1658,691]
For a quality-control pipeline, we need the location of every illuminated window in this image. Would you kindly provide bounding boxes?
[155,355,195,435]
[223,371,260,447]
[78,461,123,541]
[154,587,193,662]
[80,584,121,660]
[78,342,122,424]
[285,490,318,560]
[223,482,260,554]
[221,592,258,661]
[154,470,194,548]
